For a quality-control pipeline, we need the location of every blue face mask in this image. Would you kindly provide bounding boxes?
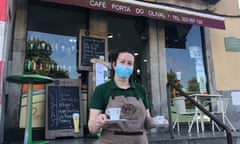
[115,64,133,80]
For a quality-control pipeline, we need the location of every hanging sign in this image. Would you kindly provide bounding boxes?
[41,0,225,29]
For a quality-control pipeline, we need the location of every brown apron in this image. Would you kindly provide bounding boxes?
[99,90,149,144]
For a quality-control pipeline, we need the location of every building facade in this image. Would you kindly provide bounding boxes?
[0,0,240,142]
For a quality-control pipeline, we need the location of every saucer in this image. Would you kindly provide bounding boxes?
[155,123,169,127]
[105,119,127,123]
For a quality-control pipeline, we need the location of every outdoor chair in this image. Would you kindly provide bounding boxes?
[172,97,195,133]
[203,98,236,132]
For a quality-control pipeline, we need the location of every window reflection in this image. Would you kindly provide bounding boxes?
[166,25,207,95]
[25,31,79,79]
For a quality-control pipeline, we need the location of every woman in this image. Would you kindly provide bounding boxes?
[88,49,168,144]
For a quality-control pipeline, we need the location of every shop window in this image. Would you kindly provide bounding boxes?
[19,32,79,128]
[25,2,88,78]
[25,31,79,79]
[166,25,207,97]
[166,24,208,124]
[19,2,88,128]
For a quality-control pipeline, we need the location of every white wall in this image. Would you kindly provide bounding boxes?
[210,0,240,91]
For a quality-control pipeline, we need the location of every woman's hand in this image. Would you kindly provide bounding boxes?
[88,109,107,134]
[96,113,108,128]
[162,119,169,128]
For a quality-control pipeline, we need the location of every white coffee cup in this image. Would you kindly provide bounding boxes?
[106,107,121,120]
[153,115,165,125]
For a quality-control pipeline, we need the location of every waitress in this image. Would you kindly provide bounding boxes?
[88,49,168,144]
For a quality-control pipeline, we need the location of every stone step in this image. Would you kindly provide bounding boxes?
[44,131,240,144]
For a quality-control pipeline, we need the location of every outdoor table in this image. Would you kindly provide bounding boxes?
[6,74,54,144]
[188,94,222,133]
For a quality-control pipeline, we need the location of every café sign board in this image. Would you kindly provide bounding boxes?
[41,0,225,29]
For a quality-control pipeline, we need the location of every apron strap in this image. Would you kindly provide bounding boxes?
[111,89,139,100]
[132,89,139,100]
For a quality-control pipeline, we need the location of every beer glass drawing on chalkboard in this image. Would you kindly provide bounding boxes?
[73,113,80,133]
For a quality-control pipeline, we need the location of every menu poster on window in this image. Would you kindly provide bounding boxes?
[189,46,202,59]
[78,29,108,71]
[95,63,108,86]
[195,59,207,93]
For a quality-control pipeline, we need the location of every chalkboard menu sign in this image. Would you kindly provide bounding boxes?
[45,79,84,139]
[47,86,80,130]
[81,36,105,66]
[78,29,108,71]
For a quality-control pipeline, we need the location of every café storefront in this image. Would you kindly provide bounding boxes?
[3,0,226,141]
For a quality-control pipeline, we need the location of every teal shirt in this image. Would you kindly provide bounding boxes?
[89,80,150,111]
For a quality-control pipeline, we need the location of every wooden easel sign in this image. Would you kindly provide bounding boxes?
[45,79,84,139]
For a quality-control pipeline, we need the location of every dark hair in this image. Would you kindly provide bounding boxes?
[110,48,135,63]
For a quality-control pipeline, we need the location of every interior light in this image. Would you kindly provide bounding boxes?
[134,53,139,56]
[69,39,76,43]
[136,69,141,75]
[107,34,113,39]
[143,59,148,62]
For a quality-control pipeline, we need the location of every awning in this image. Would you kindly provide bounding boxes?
[41,0,225,29]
